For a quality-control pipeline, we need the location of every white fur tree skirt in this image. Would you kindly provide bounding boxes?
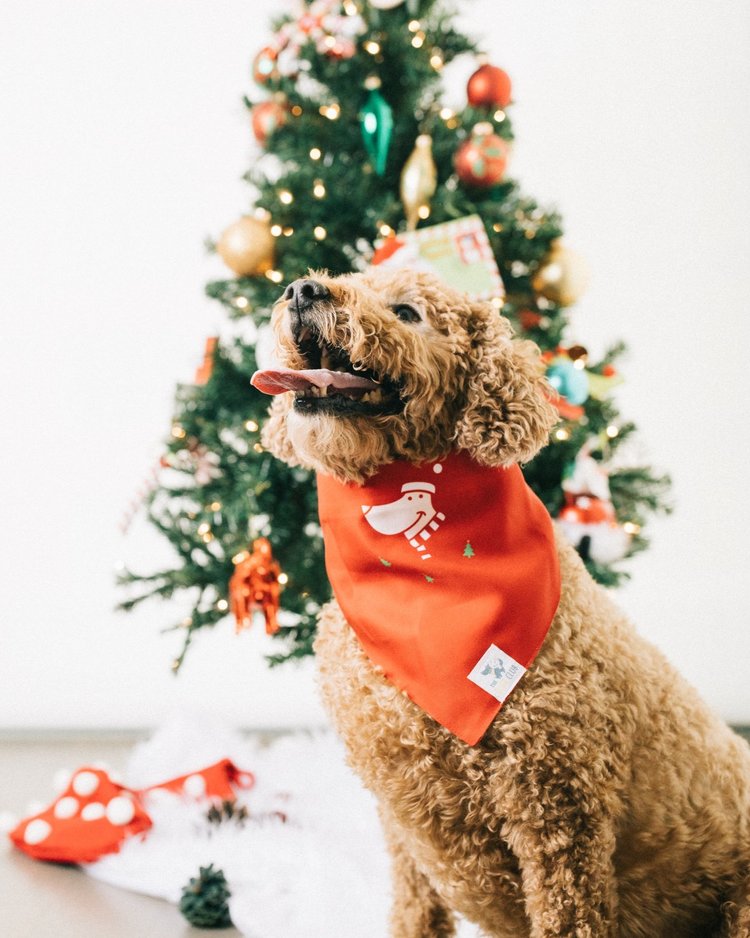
[81,715,479,937]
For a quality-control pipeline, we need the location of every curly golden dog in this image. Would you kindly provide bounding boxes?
[255,268,750,938]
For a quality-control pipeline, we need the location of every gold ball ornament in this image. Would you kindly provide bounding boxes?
[216,216,275,277]
[532,241,590,306]
[400,134,437,231]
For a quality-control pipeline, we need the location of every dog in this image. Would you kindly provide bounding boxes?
[252,268,750,938]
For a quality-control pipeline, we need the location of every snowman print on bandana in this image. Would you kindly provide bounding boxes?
[361,466,445,560]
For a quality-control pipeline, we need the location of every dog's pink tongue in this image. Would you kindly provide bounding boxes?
[251,368,378,396]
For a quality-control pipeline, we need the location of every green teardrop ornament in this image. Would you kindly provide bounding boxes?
[360,87,394,177]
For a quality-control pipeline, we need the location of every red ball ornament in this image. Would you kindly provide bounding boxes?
[467,62,512,109]
[252,46,279,85]
[519,309,543,331]
[251,97,287,145]
[454,123,509,188]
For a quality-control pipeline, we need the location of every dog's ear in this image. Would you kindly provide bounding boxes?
[260,394,301,467]
[453,302,558,466]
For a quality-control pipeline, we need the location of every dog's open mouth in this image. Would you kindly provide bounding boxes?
[251,326,404,417]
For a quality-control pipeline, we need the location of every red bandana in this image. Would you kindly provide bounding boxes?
[316,451,560,745]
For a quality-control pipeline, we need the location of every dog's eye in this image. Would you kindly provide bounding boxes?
[391,304,421,324]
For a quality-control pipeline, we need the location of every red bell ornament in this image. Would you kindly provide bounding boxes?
[454,123,509,188]
[467,62,512,109]
[251,97,287,145]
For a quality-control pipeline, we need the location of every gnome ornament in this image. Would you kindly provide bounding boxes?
[557,441,632,565]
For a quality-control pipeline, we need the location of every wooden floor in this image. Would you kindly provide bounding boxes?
[2,728,749,936]
[0,733,244,937]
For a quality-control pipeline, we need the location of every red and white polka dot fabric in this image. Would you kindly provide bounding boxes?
[9,759,254,864]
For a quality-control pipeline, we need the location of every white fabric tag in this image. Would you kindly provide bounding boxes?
[467,644,527,702]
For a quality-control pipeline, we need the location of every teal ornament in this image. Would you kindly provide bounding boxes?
[360,81,393,177]
[546,357,589,406]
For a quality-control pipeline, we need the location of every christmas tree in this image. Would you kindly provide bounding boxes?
[118,0,670,670]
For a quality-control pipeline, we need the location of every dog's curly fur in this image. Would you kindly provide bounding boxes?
[262,268,750,938]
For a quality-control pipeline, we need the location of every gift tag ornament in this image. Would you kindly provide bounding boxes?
[216,216,275,277]
[360,76,393,177]
[400,134,437,230]
[454,122,509,188]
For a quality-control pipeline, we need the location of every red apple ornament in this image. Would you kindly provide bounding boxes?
[454,123,509,188]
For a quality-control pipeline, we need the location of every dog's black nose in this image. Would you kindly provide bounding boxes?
[284,278,330,311]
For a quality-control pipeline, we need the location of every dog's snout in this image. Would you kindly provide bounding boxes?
[284,278,330,312]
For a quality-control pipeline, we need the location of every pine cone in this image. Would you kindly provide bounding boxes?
[206,799,250,828]
[179,864,232,929]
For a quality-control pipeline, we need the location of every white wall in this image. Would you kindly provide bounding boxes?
[1,0,747,729]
